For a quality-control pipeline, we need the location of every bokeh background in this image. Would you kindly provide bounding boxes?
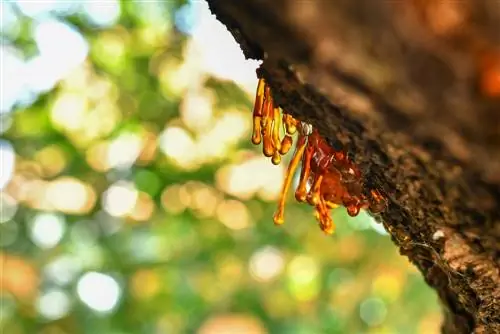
[1,1,442,333]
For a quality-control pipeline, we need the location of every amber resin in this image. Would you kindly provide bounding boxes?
[251,76,387,234]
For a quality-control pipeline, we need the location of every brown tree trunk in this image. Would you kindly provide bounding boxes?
[207,0,500,333]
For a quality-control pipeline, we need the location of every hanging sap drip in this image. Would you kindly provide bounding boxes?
[251,72,386,234]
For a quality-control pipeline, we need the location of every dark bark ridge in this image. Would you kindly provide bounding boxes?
[207,1,500,333]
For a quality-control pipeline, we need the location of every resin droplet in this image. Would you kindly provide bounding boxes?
[251,78,266,145]
[283,114,298,135]
[250,74,387,235]
[279,135,293,155]
[271,151,281,165]
[273,134,307,226]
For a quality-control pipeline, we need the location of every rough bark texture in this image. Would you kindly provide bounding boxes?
[207,0,500,333]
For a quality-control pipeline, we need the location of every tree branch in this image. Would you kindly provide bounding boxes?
[207,0,500,332]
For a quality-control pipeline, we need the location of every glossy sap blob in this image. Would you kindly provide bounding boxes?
[251,77,386,234]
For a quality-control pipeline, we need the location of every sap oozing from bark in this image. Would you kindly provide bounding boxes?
[251,76,386,234]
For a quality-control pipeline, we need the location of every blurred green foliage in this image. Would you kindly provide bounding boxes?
[1,1,441,333]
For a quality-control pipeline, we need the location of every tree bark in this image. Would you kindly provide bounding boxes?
[207,0,500,333]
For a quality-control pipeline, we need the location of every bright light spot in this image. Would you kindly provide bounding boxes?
[255,164,285,201]
[159,126,197,167]
[215,111,248,141]
[14,0,57,18]
[1,2,21,39]
[249,246,284,282]
[14,0,78,18]
[0,140,15,189]
[92,30,128,73]
[77,272,121,313]
[216,200,250,230]
[359,297,387,326]
[190,184,219,218]
[0,46,25,113]
[216,157,285,201]
[27,19,88,93]
[19,179,48,210]
[136,24,169,51]
[0,193,18,223]
[129,192,155,222]
[1,18,88,112]
[157,58,194,97]
[196,111,250,162]
[288,255,319,285]
[51,93,88,131]
[223,163,258,199]
[52,2,80,16]
[24,55,60,94]
[372,272,403,302]
[107,132,142,169]
[30,213,65,249]
[198,313,267,334]
[34,19,88,67]
[34,145,67,177]
[46,177,96,214]
[175,2,200,35]
[161,184,191,214]
[131,0,167,25]
[36,288,71,320]
[287,255,320,301]
[130,269,161,300]
[137,130,158,164]
[44,255,82,286]
[0,253,39,300]
[82,0,121,27]
[188,1,260,93]
[86,141,110,172]
[102,181,138,217]
[180,90,214,132]
[76,100,121,145]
